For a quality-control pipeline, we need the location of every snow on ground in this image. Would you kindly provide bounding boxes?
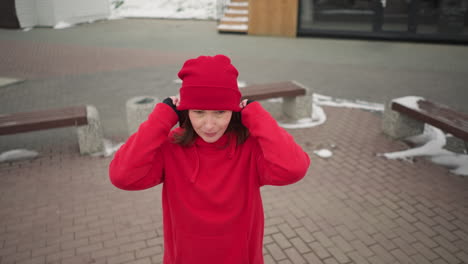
[380,124,468,176]
[0,139,123,163]
[275,93,467,176]
[91,139,124,157]
[314,94,384,112]
[313,149,333,158]
[109,0,219,20]
[53,22,74,29]
[0,149,38,162]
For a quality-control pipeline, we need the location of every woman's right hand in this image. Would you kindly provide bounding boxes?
[162,96,182,121]
[169,96,180,107]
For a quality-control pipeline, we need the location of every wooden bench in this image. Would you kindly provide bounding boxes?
[0,105,104,155]
[382,97,468,150]
[240,81,311,121]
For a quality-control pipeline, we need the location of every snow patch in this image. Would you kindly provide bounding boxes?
[279,103,326,129]
[54,22,73,29]
[380,125,468,176]
[278,93,382,129]
[110,0,218,20]
[392,96,424,110]
[0,149,38,163]
[313,149,333,158]
[314,94,384,112]
[91,139,124,157]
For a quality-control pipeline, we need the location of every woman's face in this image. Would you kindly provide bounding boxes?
[188,110,233,143]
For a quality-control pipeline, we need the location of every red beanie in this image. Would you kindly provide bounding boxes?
[177,55,242,112]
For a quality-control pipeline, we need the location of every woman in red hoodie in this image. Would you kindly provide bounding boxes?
[109,55,310,264]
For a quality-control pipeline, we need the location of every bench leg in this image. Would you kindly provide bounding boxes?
[382,101,424,139]
[77,105,104,155]
[282,83,313,122]
[282,97,298,121]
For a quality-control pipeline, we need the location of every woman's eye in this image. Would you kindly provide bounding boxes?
[194,110,204,114]
[216,111,226,114]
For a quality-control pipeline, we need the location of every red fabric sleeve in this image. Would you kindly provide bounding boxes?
[109,103,178,190]
[241,102,310,186]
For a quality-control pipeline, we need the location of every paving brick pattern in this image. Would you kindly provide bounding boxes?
[1,106,467,264]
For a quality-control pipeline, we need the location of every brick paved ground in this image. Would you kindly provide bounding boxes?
[1,18,468,264]
[1,106,467,264]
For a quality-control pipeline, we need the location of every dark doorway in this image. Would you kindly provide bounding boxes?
[0,0,20,29]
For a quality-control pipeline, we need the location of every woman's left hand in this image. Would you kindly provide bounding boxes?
[239,99,251,109]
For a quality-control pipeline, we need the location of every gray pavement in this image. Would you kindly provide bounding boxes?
[0,18,468,264]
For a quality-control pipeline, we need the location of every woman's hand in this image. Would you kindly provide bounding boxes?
[163,96,182,121]
[169,96,180,107]
[239,99,254,109]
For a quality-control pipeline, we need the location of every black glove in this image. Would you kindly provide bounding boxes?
[162,97,182,121]
[246,99,255,105]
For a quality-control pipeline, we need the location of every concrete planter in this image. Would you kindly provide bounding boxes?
[126,96,159,136]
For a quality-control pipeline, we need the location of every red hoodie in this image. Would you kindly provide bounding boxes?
[109,102,310,264]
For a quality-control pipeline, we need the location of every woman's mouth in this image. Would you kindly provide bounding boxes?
[204,132,217,137]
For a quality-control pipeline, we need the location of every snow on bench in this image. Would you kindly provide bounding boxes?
[382,96,468,149]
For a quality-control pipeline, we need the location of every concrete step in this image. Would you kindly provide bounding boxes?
[217,23,248,33]
[225,9,248,15]
[220,16,248,24]
[227,2,248,10]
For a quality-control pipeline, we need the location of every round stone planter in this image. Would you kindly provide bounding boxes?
[126,96,158,136]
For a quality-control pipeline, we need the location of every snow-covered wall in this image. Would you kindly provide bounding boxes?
[53,0,110,26]
[15,0,110,28]
[15,0,37,28]
[36,0,55,26]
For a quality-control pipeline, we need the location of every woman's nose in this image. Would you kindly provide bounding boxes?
[203,115,216,129]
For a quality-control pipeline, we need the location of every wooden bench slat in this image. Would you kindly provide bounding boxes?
[392,100,468,141]
[240,81,306,101]
[0,106,88,135]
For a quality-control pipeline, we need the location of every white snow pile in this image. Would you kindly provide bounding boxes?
[392,96,424,110]
[314,94,384,112]
[380,125,468,176]
[110,0,218,20]
[0,149,38,163]
[279,103,327,129]
[0,139,123,162]
[53,21,74,29]
[91,139,124,157]
[278,93,383,129]
[313,149,333,159]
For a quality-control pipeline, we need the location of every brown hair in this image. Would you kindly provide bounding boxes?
[172,110,249,146]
